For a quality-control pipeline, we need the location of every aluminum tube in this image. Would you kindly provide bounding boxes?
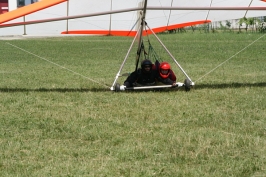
[147,6,266,10]
[110,25,142,89]
[126,85,174,90]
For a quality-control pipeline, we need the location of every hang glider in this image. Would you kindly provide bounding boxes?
[1,0,266,91]
[1,0,266,36]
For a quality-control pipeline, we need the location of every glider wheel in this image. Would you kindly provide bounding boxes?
[184,79,191,92]
[114,83,120,92]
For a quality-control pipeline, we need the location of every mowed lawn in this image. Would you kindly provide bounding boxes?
[0,32,265,176]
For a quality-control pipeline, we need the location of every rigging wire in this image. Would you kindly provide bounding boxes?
[166,0,174,28]
[244,0,254,17]
[158,0,168,25]
[127,17,140,36]
[205,0,213,22]
[6,42,110,88]
[195,33,266,83]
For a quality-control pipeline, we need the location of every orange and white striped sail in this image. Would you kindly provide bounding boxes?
[0,0,266,36]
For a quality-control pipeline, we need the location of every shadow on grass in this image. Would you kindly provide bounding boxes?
[0,82,265,93]
[0,87,110,93]
[119,82,266,92]
[194,82,266,90]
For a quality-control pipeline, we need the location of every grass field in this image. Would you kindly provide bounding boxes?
[0,32,266,176]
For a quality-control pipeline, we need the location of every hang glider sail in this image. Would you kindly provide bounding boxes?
[0,0,266,36]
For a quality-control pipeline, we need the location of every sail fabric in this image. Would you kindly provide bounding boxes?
[0,0,266,35]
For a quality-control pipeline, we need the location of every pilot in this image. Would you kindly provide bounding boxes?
[156,62,176,86]
[124,59,157,87]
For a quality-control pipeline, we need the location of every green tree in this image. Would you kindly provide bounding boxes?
[238,19,243,33]
[190,25,196,32]
[226,20,232,32]
[225,20,231,28]
[247,18,256,32]
[238,17,248,33]
[258,22,266,33]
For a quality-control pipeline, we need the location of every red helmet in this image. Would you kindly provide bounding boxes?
[159,62,171,79]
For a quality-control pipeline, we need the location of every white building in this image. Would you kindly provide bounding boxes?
[0,0,37,14]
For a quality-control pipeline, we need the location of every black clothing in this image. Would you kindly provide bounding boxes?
[124,68,156,87]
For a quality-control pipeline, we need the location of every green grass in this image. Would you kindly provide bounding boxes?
[0,32,266,176]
